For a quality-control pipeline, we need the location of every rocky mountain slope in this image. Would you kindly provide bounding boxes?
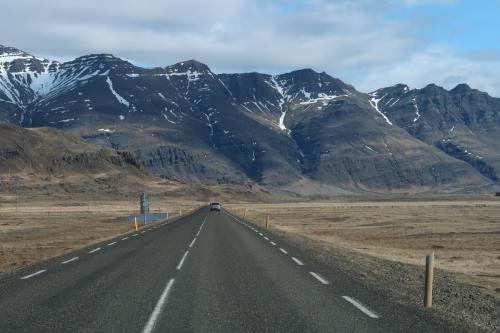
[0,122,143,177]
[0,44,497,194]
[371,84,500,183]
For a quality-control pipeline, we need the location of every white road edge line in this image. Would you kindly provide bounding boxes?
[292,257,304,266]
[342,296,380,319]
[88,247,101,254]
[279,248,288,254]
[309,272,330,285]
[20,269,47,280]
[133,234,138,237]
[61,257,79,264]
[122,237,129,241]
[142,278,175,333]
[176,251,189,270]
[108,242,117,246]
[189,238,197,248]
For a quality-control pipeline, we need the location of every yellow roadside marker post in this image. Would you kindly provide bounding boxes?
[134,217,138,231]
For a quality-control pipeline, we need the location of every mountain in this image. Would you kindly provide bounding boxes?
[0,122,152,198]
[0,44,496,194]
[371,83,500,183]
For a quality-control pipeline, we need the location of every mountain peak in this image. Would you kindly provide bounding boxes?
[421,83,446,93]
[168,59,212,73]
[0,45,28,56]
[72,54,121,62]
[451,83,472,93]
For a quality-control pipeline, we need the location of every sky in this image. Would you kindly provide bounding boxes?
[2,0,500,96]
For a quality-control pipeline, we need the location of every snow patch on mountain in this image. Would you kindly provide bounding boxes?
[369,93,393,125]
[268,76,289,132]
[106,77,130,107]
[299,93,347,105]
[412,97,421,123]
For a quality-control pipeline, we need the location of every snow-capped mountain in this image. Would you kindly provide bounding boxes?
[0,44,498,194]
[371,83,500,183]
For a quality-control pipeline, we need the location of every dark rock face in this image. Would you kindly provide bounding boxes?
[0,44,496,193]
[372,83,500,183]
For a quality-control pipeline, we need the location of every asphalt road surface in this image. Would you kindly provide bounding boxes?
[0,208,467,332]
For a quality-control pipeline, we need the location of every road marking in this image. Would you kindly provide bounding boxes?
[189,238,197,248]
[279,248,288,254]
[108,241,117,246]
[259,232,263,236]
[133,234,138,237]
[270,241,276,246]
[176,251,189,270]
[122,237,129,241]
[20,269,47,280]
[342,296,380,318]
[264,236,269,241]
[141,231,145,234]
[61,257,79,264]
[309,272,330,285]
[292,257,304,266]
[142,278,175,333]
[88,247,101,254]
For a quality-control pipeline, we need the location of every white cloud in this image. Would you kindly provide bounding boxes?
[359,45,500,96]
[1,0,499,96]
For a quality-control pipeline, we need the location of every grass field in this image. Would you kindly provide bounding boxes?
[0,198,201,273]
[227,199,500,297]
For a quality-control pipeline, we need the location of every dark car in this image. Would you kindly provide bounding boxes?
[210,202,221,212]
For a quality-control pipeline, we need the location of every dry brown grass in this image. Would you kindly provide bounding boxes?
[0,198,201,273]
[227,199,500,297]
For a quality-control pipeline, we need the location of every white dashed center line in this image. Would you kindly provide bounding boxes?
[88,247,101,254]
[108,242,117,246]
[189,238,197,248]
[309,272,330,285]
[264,236,269,241]
[279,248,288,254]
[342,296,380,318]
[20,269,47,280]
[142,278,175,333]
[133,234,138,237]
[270,241,276,246]
[61,257,79,264]
[122,237,129,241]
[176,251,189,270]
[292,257,304,266]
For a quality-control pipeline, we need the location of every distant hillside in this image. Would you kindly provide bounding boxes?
[0,123,142,176]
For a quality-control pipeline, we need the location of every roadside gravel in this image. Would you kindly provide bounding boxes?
[277,231,500,333]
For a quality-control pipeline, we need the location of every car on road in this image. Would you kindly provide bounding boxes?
[209,202,221,212]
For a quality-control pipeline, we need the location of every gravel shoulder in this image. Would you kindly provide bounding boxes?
[276,230,500,333]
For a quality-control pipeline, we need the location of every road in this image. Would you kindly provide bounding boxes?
[0,208,466,332]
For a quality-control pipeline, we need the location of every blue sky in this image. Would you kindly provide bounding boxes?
[387,1,500,55]
[1,0,500,96]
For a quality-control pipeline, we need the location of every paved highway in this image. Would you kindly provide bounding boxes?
[0,208,466,332]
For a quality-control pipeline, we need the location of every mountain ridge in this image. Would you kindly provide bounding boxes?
[1,44,498,195]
